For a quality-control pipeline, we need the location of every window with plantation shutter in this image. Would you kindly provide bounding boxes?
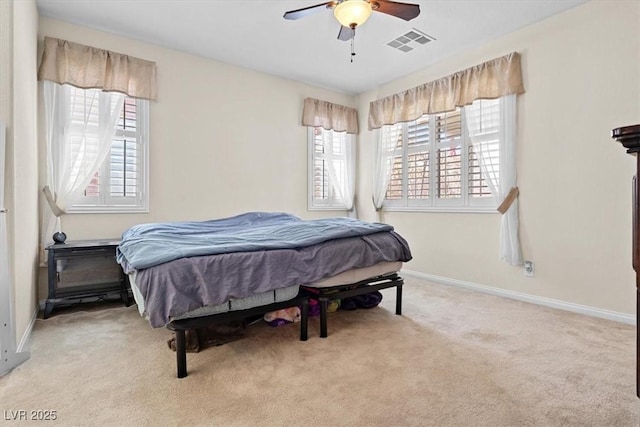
[311,127,333,202]
[467,99,501,201]
[381,97,509,212]
[307,127,354,210]
[70,87,149,213]
[435,110,462,202]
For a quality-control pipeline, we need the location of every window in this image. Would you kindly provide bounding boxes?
[381,98,506,212]
[68,87,149,213]
[308,127,355,210]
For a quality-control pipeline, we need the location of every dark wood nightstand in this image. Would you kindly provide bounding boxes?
[44,239,131,318]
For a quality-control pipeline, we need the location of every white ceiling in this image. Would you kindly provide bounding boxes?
[35,0,587,95]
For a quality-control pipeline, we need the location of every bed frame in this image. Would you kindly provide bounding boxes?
[164,272,404,377]
[167,294,309,378]
[301,273,404,338]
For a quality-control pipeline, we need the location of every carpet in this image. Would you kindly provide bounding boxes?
[1,277,638,426]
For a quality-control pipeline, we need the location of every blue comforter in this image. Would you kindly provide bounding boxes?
[117,212,394,271]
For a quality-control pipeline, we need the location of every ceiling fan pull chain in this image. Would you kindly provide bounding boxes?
[350,29,356,63]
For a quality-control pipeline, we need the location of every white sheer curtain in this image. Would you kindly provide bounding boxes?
[465,94,522,265]
[321,129,356,216]
[373,124,402,211]
[41,81,124,250]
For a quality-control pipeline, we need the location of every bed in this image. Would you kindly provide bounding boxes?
[117,212,412,377]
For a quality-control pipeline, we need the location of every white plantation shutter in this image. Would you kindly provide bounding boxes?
[466,99,500,200]
[308,127,354,210]
[407,116,430,201]
[74,92,149,211]
[434,110,462,203]
[384,127,404,202]
[384,117,430,206]
[468,147,493,197]
[385,154,403,201]
[110,98,140,199]
[379,98,507,211]
[312,129,331,201]
[321,129,347,205]
[63,86,123,197]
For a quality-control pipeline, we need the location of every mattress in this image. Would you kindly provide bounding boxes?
[129,261,403,323]
[302,261,402,288]
[129,272,300,322]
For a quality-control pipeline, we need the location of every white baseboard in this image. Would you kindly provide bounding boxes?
[401,269,636,325]
[17,305,38,353]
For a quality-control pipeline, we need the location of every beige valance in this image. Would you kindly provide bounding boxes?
[38,37,157,101]
[368,52,524,130]
[302,97,359,134]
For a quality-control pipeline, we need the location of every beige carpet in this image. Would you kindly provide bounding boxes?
[1,277,638,426]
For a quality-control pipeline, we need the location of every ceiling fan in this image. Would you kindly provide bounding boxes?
[283,0,420,42]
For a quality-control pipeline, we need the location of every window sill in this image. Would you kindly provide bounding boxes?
[382,206,498,214]
[307,206,350,212]
[67,206,149,214]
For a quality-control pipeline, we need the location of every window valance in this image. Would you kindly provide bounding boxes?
[302,97,359,134]
[368,52,524,130]
[38,37,157,101]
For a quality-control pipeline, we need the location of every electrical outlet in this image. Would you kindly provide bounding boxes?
[524,261,535,277]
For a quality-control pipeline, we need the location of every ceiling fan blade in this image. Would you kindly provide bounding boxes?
[372,0,420,21]
[337,25,355,41]
[283,2,336,20]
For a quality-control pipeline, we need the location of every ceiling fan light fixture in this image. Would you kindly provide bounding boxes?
[333,0,372,28]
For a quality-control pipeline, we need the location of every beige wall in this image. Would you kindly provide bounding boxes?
[357,0,640,315]
[0,0,40,344]
[38,18,355,239]
[37,18,356,296]
[37,1,640,317]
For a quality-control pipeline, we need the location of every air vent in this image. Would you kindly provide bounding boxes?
[386,29,435,53]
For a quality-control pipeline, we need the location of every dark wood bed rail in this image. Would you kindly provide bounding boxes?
[612,124,640,398]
